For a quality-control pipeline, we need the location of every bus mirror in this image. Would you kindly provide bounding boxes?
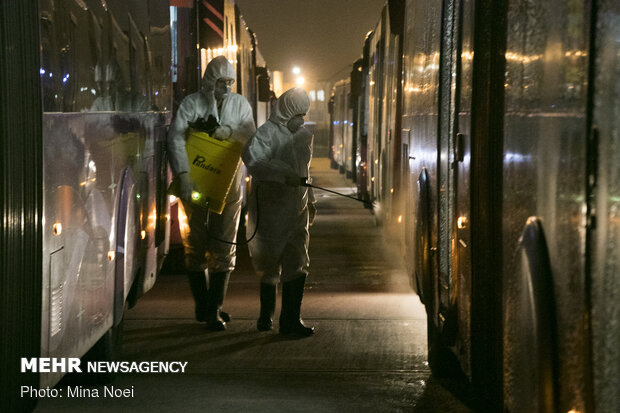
[350,59,363,97]
[351,73,362,97]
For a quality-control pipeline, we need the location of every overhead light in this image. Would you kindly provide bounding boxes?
[296,76,305,86]
[292,66,301,75]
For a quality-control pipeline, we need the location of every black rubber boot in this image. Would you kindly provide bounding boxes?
[279,275,314,336]
[219,310,231,323]
[205,271,230,331]
[187,271,208,322]
[257,283,276,331]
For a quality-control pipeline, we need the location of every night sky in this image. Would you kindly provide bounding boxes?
[235,0,387,84]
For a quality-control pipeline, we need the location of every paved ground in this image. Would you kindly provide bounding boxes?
[36,158,474,412]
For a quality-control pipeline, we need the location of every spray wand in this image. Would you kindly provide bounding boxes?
[300,179,374,207]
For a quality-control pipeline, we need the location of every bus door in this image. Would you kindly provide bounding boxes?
[436,0,474,378]
[452,0,475,379]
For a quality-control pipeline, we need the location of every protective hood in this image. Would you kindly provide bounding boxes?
[269,88,310,126]
[201,55,236,91]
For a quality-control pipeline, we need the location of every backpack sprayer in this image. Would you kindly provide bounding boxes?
[169,115,258,245]
[168,114,243,214]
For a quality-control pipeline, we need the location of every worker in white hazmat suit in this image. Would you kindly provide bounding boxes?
[242,87,317,336]
[167,56,255,331]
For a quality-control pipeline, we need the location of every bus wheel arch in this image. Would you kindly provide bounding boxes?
[113,167,141,326]
[84,167,141,381]
[503,217,559,413]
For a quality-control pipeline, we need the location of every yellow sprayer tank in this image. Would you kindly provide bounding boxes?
[183,128,243,214]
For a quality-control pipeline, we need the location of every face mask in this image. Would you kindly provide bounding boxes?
[287,116,304,133]
[214,84,230,101]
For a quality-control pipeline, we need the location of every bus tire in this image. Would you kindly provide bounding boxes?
[427,305,460,378]
[82,316,124,384]
[415,169,431,304]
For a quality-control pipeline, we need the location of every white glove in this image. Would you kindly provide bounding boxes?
[177,172,194,201]
[213,125,232,139]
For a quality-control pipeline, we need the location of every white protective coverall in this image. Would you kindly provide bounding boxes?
[167,56,256,272]
[242,88,314,285]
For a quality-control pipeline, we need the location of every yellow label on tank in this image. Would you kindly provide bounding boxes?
[185,128,243,214]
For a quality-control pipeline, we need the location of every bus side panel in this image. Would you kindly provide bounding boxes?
[590,0,620,411]
[401,0,442,302]
[42,113,117,387]
[367,14,383,205]
[502,0,590,411]
[41,113,164,387]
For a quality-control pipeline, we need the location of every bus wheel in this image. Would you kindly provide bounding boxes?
[418,168,460,377]
[427,304,461,378]
[415,169,431,304]
[82,312,124,384]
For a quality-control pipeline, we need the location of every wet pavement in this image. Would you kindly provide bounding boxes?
[36,158,474,412]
